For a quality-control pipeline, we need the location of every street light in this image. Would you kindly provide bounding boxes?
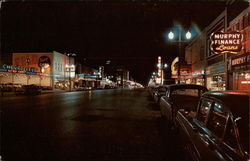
[168,31,174,40]
[156,60,168,85]
[167,25,193,84]
[186,31,192,40]
[66,64,75,92]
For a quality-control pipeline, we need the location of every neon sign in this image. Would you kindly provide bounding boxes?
[171,57,179,76]
[210,31,243,54]
[1,64,37,72]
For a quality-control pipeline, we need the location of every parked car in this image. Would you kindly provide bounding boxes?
[0,83,23,92]
[76,86,91,91]
[175,91,249,161]
[22,84,42,95]
[153,85,169,104]
[41,86,53,90]
[159,84,208,124]
[15,85,25,95]
[148,85,159,98]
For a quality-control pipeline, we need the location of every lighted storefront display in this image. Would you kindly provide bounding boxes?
[229,52,250,90]
[207,74,226,91]
[227,7,250,90]
[0,65,52,86]
[191,71,205,86]
[233,71,250,90]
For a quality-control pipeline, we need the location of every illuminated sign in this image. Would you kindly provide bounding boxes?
[210,31,243,54]
[230,53,250,72]
[38,56,51,68]
[171,57,179,76]
[1,64,37,72]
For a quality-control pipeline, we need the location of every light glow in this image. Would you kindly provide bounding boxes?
[186,31,192,39]
[241,81,250,84]
[168,31,174,40]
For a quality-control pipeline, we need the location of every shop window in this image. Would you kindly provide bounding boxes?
[209,75,226,91]
[207,103,228,138]
[235,71,250,91]
[197,99,212,124]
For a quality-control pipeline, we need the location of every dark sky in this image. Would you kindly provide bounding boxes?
[1,0,229,84]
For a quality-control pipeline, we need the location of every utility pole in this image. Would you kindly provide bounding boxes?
[178,27,182,84]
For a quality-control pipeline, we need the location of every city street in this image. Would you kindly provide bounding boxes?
[1,89,188,161]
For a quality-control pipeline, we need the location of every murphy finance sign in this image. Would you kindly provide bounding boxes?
[210,31,243,54]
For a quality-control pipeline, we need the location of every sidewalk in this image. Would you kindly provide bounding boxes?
[0,88,115,97]
[0,88,71,97]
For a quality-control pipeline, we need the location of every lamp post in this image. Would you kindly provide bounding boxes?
[65,53,76,91]
[156,56,168,85]
[26,57,30,85]
[168,26,192,84]
[66,64,75,92]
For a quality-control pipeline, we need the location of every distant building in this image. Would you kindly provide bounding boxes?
[75,64,99,88]
[0,51,75,88]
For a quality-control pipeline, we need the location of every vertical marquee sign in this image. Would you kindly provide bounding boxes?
[210,31,243,54]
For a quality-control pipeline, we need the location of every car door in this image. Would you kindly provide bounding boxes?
[157,87,167,102]
[220,116,246,161]
[192,100,230,161]
[184,98,212,161]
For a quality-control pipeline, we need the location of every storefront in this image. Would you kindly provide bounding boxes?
[10,51,75,89]
[206,74,226,91]
[206,62,226,91]
[0,65,52,87]
[229,52,250,90]
[192,76,205,86]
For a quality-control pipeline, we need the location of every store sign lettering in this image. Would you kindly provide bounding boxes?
[210,31,243,54]
[232,57,246,66]
[2,64,37,72]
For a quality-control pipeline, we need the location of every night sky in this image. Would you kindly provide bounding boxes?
[1,0,228,85]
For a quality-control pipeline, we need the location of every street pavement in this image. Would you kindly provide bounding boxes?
[0,89,189,161]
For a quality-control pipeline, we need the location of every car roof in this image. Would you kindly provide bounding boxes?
[167,84,208,91]
[202,91,250,118]
[157,85,169,88]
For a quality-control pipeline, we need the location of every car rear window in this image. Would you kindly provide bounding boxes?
[171,89,203,97]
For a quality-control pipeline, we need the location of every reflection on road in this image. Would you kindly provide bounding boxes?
[1,89,189,161]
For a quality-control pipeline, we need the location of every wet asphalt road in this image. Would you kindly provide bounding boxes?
[1,89,189,161]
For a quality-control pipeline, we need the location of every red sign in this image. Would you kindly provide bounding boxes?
[210,31,243,54]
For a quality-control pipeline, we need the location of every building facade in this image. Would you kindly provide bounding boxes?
[185,29,206,86]
[75,64,100,88]
[184,2,249,91]
[227,7,250,90]
[0,51,75,89]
